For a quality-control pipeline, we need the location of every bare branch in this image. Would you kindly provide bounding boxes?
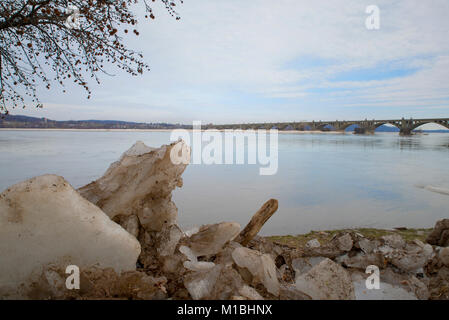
[0,0,183,114]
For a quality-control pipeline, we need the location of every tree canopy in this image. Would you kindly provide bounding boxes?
[0,0,182,115]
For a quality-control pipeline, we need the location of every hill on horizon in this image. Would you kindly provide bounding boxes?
[0,114,188,129]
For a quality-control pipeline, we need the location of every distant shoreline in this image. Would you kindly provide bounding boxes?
[0,128,354,134]
[1,128,448,134]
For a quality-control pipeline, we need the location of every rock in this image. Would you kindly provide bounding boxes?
[358,238,377,254]
[183,222,240,257]
[305,239,321,249]
[408,276,430,300]
[377,244,394,256]
[426,260,449,299]
[412,239,428,249]
[389,242,433,273]
[337,233,353,252]
[278,264,294,282]
[79,140,190,232]
[0,175,141,298]
[291,257,326,276]
[427,219,449,247]
[232,247,280,296]
[295,258,355,300]
[184,265,222,300]
[439,247,449,266]
[337,252,385,270]
[302,237,348,259]
[381,234,405,249]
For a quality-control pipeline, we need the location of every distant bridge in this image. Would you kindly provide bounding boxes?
[205,118,449,135]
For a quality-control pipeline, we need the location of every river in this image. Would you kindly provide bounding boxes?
[1,129,448,235]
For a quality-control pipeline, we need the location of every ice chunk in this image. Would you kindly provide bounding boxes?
[184,261,216,272]
[0,175,141,298]
[238,285,264,300]
[185,222,240,257]
[122,141,155,157]
[79,140,190,232]
[184,265,222,300]
[232,247,279,296]
[157,225,183,257]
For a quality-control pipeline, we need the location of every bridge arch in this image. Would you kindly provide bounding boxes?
[411,121,449,131]
[315,123,333,130]
[339,122,359,131]
[374,122,401,130]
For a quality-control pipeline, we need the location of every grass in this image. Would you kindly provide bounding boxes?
[267,228,433,248]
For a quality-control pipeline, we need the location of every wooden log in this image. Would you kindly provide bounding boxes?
[237,199,279,246]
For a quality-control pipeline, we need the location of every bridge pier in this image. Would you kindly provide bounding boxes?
[354,120,376,134]
[399,128,413,136]
[399,118,414,135]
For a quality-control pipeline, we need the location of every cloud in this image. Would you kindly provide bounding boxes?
[13,0,449,123]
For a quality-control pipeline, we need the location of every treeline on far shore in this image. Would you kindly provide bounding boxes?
[0,115,191,130]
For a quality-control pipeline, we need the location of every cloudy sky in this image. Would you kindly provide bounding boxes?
[14,0,449,125]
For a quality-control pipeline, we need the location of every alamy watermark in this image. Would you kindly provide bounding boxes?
[169,121,279,176]
[64,4,80,30]
[365,5,380,30]
[65,265,80,290]
[365,265,380,289]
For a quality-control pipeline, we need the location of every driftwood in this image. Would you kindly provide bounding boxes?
[237,199,279,246]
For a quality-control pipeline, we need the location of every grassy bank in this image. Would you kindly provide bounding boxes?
[267,228,432,248]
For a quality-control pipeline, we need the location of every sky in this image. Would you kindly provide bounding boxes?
[12,0,449,126]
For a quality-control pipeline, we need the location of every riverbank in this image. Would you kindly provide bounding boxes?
[268,227,433,248]
[261,225,448,300]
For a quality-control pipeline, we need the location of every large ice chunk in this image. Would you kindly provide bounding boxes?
[0,175,141,298]
[184,222,240,257]
[79,140,190,232]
